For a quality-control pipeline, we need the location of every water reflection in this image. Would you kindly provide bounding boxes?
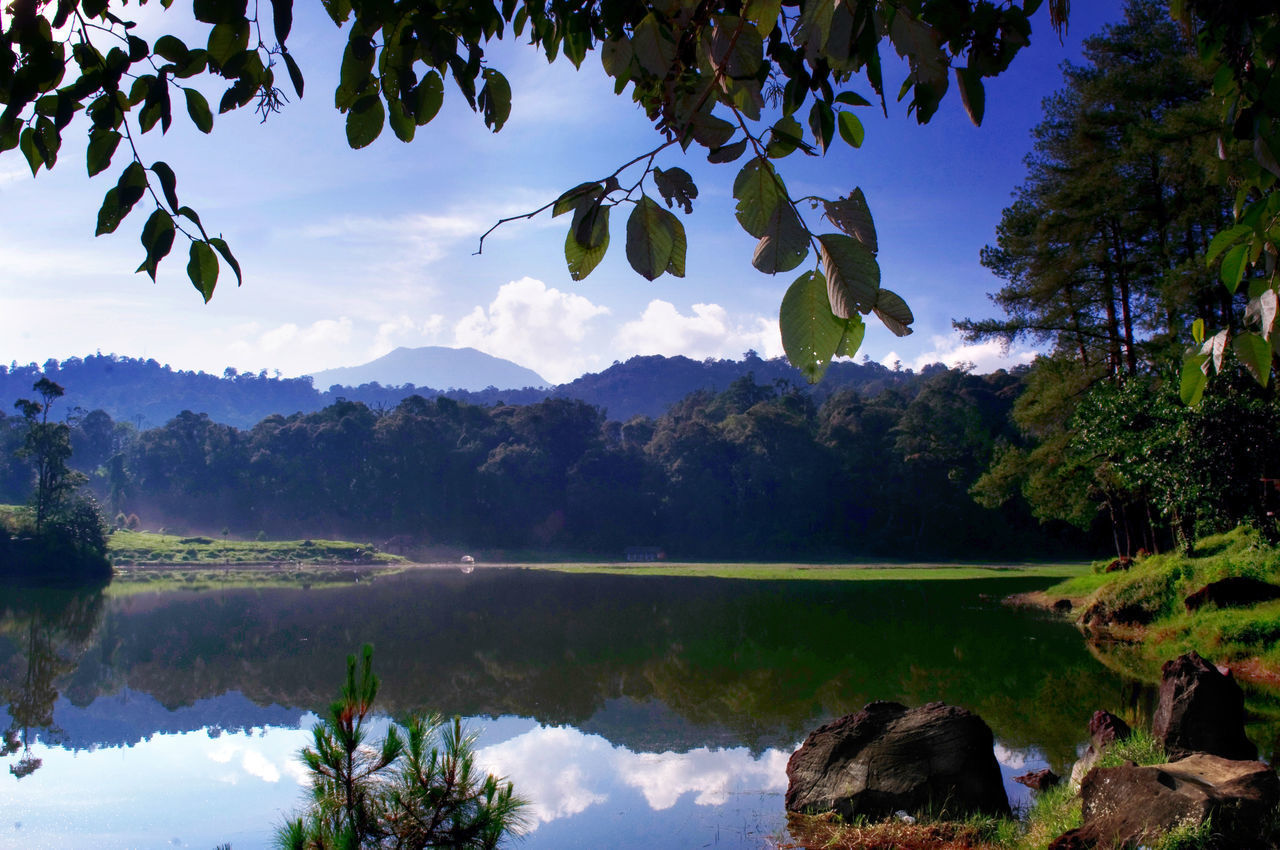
[2,569,1154,847]
[1,582,107,779]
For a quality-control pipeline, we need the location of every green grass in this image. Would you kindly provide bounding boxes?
[1019,783,1080,850]
[1043,525,1280,683]
[540,561,1092,581]
[107,529,403,567]
[1096,729,1167,769]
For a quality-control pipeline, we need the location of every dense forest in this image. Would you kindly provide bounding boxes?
[2,367,1091,559]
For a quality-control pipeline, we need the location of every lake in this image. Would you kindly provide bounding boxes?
[2,568,1148,848]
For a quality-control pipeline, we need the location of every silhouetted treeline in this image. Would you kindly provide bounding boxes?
[2,368,1098,559]
[0,352,918,430]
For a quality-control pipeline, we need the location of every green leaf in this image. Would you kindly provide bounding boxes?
[625,196,681,281]
[1234,332,1272,386]
[86,129,121,177]
[207,21,249,68]
[708,138,748,163]
[955,66,985,126]
[150,161,179,211]
[733,157,784,239]
[553,182,603,218]
[601,37,634,79]
[632,14,676,76]
[752,203,808,274]
[808,101,834,154]
[817,233,880,318]
[834,91,872,107]
[95,187,123,235]
[346,96,385,149]
[270,0,293,44]
[1180,353,1209,406]
[665,217,687,277]
[744,0,782,39]
[184,88,213,132]
[19,127,43,176]
[834,318,866,358]
[387,98,415,142]
[478,68,511,132]
[822,190,877,253]
[412,72,443,125]
[780,268,853,383]
[283,50,305,98]
[872,288,914,336]
[767,115,805,158]
[1191,318,1205,345]
[153,35,188,64]
[564,205,610,281]
[208,237,242,285]
[1220,243,1249,293]
[653,167,697,214]
[837,111,864,148]
[1206,224,1251,265]
[187,240,220,302]
[136,209,176,281]
[706,18,763,78]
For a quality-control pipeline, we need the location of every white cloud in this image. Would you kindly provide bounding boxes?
[477,726,610,825]
[452,277,610,383]
[241,749,282,783]
[371,314,446,357]
[881,332,1037,374]
[619,747,789,810]
[615,300,783,362]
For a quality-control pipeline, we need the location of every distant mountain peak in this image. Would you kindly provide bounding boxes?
[309,346,548,392]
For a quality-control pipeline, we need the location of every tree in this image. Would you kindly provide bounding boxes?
[14,378,83,533]
[278,645,527,850]
[0,0,1069,383]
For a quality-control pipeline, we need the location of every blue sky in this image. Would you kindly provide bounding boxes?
[0,1,1122,384]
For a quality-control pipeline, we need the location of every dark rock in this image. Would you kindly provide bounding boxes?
[1184,576,1280,612]
[1052,598,1073,613]
[1048,754,1279,849]
[1153,651,1256,760]
[1069,711,1131,791]
[785,701,1010,820]
[1014,768,1060,792]
[1105,557,1132,573]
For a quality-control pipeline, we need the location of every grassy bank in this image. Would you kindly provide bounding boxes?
[1038,526,1280,685]
[108,529,404,567]
[542,562,1092,581]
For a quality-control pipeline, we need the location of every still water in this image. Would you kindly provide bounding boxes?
[2,568,1143,848]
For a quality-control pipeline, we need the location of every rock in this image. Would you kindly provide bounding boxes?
[1048,754,1279,849]
[1184,576,1280,612]
[1014,768,1060,792]
[1153,651,1256,760]
[1068,711,1131,791]
[1052,598,1073,613]
[784,701,1010,820]
[1104,557,1132,573]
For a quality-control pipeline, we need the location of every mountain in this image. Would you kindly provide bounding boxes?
[309,346,547,392]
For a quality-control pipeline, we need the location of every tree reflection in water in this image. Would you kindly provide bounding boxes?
[1,578,107,778]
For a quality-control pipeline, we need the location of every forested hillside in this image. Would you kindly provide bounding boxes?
[0,369,1092,560]
[0,351,915,429]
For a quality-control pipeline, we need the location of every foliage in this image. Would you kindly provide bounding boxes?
[277,645,527,850]
[107,529,400,565]
[1095,728,1167,768]
[1046,525,1280,680]
[1018,783,1080,850]
[1173,1,1280,401]
[0,0,1073,380]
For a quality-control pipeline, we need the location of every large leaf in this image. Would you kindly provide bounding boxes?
[872,288,914,336]
[479,68,511,131]
[86,128,121,176]
[817,233,879,318]
[632,14,676,76]
[653,167,697,214]
[1220,243,1249,293]
[187,240,219,302]
[346,95,384,149]
[564,205,610,281]
[184,88,213,133]
[625,195,677,281]
[1245,289,1278,338]
[136,209,176,281]
[780,269,853,383]
[822,190,876,253]
[1234,332,1272,386]
[1180,353,1209,406]
[752,202,808,274]
[733,157,783,238]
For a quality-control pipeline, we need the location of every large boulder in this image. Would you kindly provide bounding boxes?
[1184,576,1280,612]
[1153,651,1256,760]
[784,701,1010,820]
[1048,754,1279,849]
